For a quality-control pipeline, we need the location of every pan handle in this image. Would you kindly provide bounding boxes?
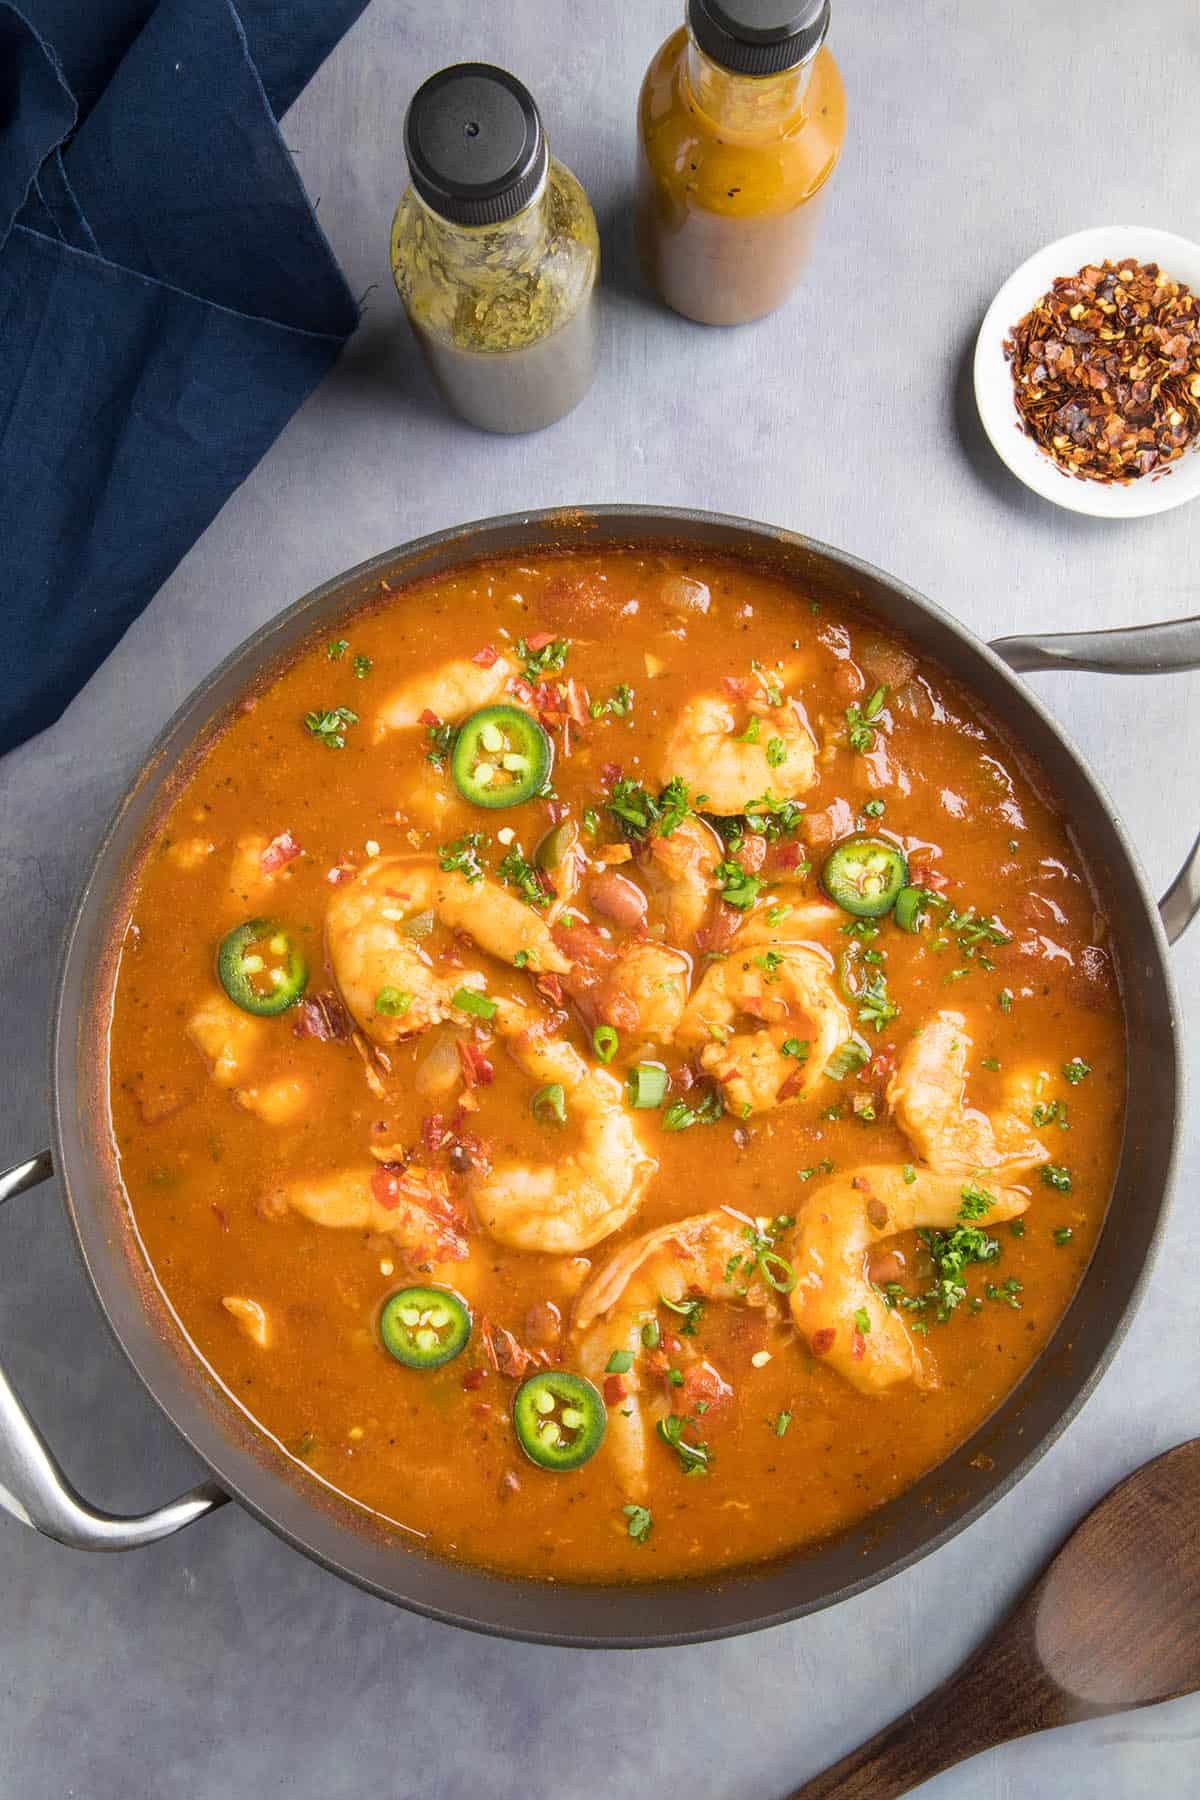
[990,615,1200,945]
[0,1150,228,1550]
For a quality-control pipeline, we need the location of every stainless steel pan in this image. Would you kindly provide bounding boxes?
[2,506,1197,1646]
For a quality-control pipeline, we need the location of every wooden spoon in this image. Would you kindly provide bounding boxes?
[789,1439,1200,1798]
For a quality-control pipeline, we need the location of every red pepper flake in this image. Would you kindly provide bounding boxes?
[866,1196,890,1230]
[720,674,755,702]
[421,1112,446,1156]
[292,992,353,1041]
[418,707,442,727]
[471,646,499,668]
[563,677,590,729]
[456,1039,495,1089]
[534,972,564,1008]
[851,1330,867,1361]
[210,1204,229,1231]
[326,863,356,885]
[545,799,568,826]
[260,830,302,875]
[599,761,621,790]
[479,1317,539,1380]
[1004,258,1200,484]
[603,1374,628,1405]
[810,1327,836,1357]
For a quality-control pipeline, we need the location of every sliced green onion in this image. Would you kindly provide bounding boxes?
[757,1249,797,1293]
[531,1083,567,1126]
[825,1037,870,1080]
[453,987,497,1021]
[894,886,930,933]
[641,1319,660,1350]
[593,1025,619,1064]
[375,987,412,1017]
[606,1350,634,1374]
[626,1063,668,1109]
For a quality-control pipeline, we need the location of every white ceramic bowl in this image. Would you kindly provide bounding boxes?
[974,225,1200,519]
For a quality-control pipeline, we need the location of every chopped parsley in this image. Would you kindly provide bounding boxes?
[326,638,349,660]
[660,1293,705,1336]
[736,715,761,745]
[1063,1058,1091,1084]
[766,903,792,926]
[353,654,373,679]
[743,794,805,841]
[582,806,601,836]
[798,1158,835,1182]
[438,832,490,883]
[903,1164,917,1185]
[863,798,885,818]
[958,1181,997,1220]
[857,972,898,1033]
[1053,1226,1074,1246]
[656,1413,710,1475]
[825,1038,869,1080]
[304,705,358,749]
[517,635,569,682]
[623,1503,653,1544]
[773,1410,792,1438]
[846,685,886,753]
[590,683,635,720]
[766,736,787,768]
[1041,1164,1073,1193]
[998,987,1014,1013]
[662,1087,724,1133]
[425,718,459,768]
[780,1037,809,1061]
[497,843,551,909]
[1032,1099,1069,1130]
[715,859,763,911]
[608,775,691,839]
[853,1306,871,1335]
[986,1278,1024,1309]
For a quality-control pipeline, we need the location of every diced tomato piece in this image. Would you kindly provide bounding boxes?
[462,1368,487,1391]
[810,1327,837,1357]
[603,1374,628,1405]
[261,830,302,875]
[471,645,499,668]
[418,708,442,727]
[421,1113,445,1155]
[524,631,558,652]
[507,677,534,704]
[370,1165,403,1211]
[851,1330,867,1361]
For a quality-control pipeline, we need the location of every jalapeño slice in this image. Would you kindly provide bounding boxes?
[379,1286,472,1370]
[821,836,909,919]
[451,705,552,809]
[513,1371,606,1471]
[217,918,308,1016]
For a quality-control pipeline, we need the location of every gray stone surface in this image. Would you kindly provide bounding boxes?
[2,2,1199,1795]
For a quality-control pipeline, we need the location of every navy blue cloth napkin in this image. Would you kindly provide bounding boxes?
[0,0,368,754]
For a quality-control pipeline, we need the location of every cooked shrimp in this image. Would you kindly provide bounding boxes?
[471,1011,657,1253]
[678,942,850,1113]
[887,1011,1049,1180]
[260,1166,470,1269]
[574,1210,781,1501]
[658,693,817,815]
[591,941,691,1043]
[637,813,724,943]
[186,993,262,1087]
[374,655,513,739]
[326,856,569,1043]
[790,1164,1030,1394]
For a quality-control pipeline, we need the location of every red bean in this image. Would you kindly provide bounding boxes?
[588,870,648,929]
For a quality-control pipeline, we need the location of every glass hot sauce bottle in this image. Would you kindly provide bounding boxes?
[637,0,846,326]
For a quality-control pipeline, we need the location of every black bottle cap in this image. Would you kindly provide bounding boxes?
[404,63,548,228]
[688,0,830,76]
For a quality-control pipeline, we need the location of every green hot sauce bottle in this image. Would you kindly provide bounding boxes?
[391,63,600,435]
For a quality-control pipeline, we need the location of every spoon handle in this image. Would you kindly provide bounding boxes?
[786,1627,1070,1799]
